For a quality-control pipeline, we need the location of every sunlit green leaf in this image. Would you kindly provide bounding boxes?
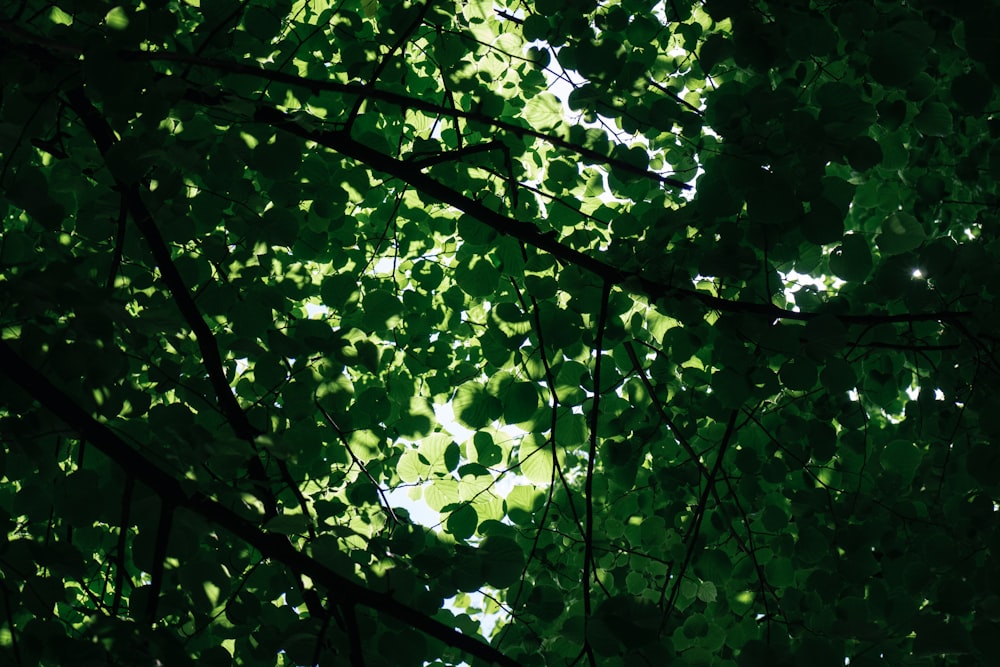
[518,439,557,485]
[523,93,564,131]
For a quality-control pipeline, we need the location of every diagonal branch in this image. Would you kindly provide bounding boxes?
[0,338,520,667]
[252,105,970,329]
[65,87,258,443]
[0,23,972,330]
[124,50,691,189]
[315,399,400,525]
[659,409,738,630]
[65,88,318,535]
[623,341,709,477]
[342,0,432,132]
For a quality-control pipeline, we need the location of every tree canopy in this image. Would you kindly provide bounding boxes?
[1,0,999,665]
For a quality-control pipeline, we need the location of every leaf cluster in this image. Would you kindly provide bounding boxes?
[0,1,998,666]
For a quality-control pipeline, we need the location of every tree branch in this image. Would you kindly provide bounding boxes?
[342,0,431,132]
[583,281,611,630]
[125,50,690,189]
[253,105,970,329]
[0,338,520,667]
[63,86,302,525]
[64,87,259,444]
[145,501,175,625]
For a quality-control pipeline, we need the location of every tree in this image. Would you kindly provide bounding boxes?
[1,0,998,664]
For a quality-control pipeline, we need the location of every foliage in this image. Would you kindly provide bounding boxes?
[1,0,999,665]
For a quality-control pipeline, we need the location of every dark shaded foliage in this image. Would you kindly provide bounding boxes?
[1,1,998,665]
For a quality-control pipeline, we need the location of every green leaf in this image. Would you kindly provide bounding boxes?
[913,101,953,137]
[243,6,281,41]
[104,6,130,30]
[523,93,564,130]
[712,367,750,408]
[518,439,557,485]
[505,486,542,525]
[695,549,732,583]
[951,71,993,113]
[845,136,883,171]
[446,504,478,540]
[829,233,873,281]
[697,581,717,603]
[453,382,500,428]
[764,557,795,588]
[780,359,817,391]
[802,198,845,245]
[867,30,926,87]
[877,212,926,255]
[473,431,503,466]
[820,358,856,393]
[683,613,709,639]
[761,504,787,531]
[481,536,525,588]
[457,214,497,246]
[881,440,922,481]
[455,256,500,298]
[503,382,539,424]
[362,290,404,330]
[523,15,550,42]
